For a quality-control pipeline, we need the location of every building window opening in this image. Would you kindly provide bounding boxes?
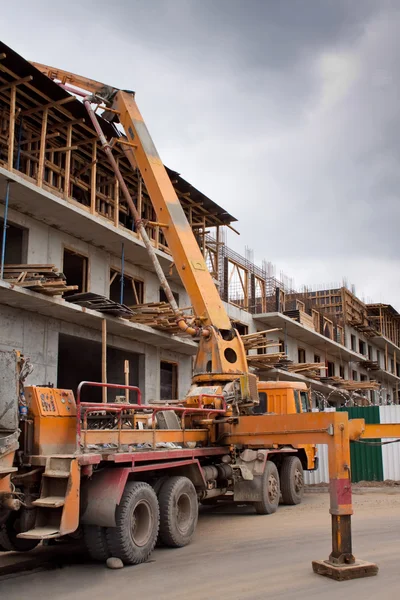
[160,361,178,400]
[298,348,306,363]
[0,219,27,268]
[160,287,179,305]
[57,334,140,403]
[110,270,144,306]
[233,322,248,336]
[62,249,88,296]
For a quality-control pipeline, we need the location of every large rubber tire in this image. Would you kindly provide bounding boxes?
[83,525,110,561]
[106,481,159,565]
[254,461,280,515]
[158,476,198,548]
[280,456,304,505]
[0,511,40,552]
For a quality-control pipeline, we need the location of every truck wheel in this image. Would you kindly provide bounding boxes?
[158,476,198,548]
[280,456,304,505]
[106,481,159,565]
[151,475,169,496]
[83,525,110,561]
[0,512,40,552]
[254,461,280,515]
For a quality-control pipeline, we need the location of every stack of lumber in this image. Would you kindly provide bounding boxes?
[337,380,380,391]
[286,362,327,378]
[320,375,343,385]
[241,328,281,352]
[2,264,78,296]
[246,353,287,370]
[128,302,194,334]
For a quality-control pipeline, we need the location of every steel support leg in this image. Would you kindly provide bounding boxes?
[329,515,354,565]
[312,413,378,580]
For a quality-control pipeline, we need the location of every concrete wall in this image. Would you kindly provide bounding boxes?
[0,204,193,403]
[0,204,189,307]
[0,302,192,403]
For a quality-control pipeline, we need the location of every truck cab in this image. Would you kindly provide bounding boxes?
[255,381,317,472]
[255,381,311,416]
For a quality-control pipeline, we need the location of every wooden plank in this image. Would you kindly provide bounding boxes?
[124,360,129,403]
[21,95,75,117]
[63,123,72,199]
[7,84,16,170]
[37,108,48,187]
[0,75,32,94]
[102,319,107,403]
[138,175,142,216]
[3,263,57,268]
[90,140,97,214]
[114,157,119,227]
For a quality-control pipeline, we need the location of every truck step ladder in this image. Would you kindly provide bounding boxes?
[18,456,80,540]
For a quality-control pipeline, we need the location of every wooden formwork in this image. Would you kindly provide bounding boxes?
[0,45,233,259]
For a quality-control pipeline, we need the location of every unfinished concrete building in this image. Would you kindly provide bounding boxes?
[220,275,400,406]
[0,42,236,402]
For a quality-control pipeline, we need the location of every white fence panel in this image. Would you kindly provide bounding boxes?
[380,405,400,481]
[304,408,335,484]
[304,444,329,484]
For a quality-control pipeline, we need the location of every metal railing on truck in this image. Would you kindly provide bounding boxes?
[76,381,226,452]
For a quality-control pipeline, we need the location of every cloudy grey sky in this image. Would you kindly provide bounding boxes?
[2,1,399,305]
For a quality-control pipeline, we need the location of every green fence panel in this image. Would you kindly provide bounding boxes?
[338,407,383,483]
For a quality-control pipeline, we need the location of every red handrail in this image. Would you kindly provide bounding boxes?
[75,383,227,452]
[76,381,142,451]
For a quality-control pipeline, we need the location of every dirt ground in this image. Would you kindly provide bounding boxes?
[1,491,399,600]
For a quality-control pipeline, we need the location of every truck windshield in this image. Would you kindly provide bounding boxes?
[300,391,309,412]
[294,390,301,413]
[253,392,267,414]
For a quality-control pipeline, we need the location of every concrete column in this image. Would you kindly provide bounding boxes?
[142,344,160,403]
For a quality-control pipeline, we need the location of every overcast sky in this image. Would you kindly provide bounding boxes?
[2,1,399,306]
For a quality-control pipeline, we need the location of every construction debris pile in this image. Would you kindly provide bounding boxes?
[2,264,77,296]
